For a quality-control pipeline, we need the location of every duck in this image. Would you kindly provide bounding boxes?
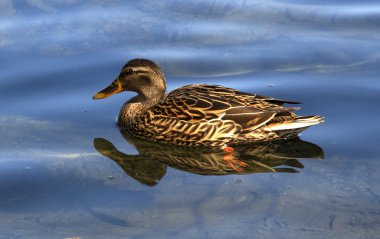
[93,59,323,150]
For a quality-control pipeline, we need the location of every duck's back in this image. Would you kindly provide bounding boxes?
[124,84,323,148]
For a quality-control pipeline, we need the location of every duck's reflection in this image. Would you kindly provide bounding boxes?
[93,132,323,186]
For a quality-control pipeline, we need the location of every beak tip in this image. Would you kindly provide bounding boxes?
[93,79,123,100]
[92,93,104,100]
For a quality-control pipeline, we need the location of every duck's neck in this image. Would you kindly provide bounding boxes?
[118,90,166,128]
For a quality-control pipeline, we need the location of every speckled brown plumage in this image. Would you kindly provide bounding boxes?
[93,59,324,149]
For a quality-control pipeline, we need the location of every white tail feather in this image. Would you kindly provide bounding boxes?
[264,116,324,131]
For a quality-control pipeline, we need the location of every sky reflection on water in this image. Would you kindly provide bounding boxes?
[0,0,380,238]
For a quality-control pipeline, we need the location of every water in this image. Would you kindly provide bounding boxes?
[1,1,380,238]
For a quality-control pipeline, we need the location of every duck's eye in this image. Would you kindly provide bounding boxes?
[120,70,132,78]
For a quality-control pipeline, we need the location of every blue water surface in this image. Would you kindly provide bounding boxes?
[0,1,379,238]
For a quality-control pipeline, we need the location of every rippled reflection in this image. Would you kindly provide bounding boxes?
[94,132,323,186]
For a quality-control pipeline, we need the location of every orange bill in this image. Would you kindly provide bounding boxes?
[93,79,123,99]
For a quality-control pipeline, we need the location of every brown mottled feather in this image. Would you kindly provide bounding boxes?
[125,84,319,148]
[95,59,323,149]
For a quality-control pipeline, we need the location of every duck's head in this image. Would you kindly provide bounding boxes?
[93,59,166,100]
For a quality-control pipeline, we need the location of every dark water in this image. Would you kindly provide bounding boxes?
[1,1,380,238]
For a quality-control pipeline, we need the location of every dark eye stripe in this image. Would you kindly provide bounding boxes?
[119,71,130,78]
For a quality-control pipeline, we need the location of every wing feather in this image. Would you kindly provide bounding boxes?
[142,84,300,146]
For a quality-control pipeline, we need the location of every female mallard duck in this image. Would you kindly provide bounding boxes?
[93,59,323,150]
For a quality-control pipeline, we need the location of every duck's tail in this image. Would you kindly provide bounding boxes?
[264,115,324,131]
